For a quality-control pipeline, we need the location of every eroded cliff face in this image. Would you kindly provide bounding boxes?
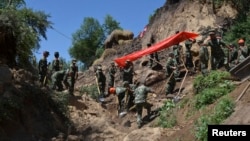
[141,0,237,46]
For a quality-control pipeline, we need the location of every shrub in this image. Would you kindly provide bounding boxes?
[157,100,177,128]
[195,98,235,141]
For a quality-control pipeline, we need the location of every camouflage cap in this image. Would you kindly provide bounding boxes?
[72,58,77,63]
[209,31,215,35]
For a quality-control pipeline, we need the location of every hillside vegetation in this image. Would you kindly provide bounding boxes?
[0,0,250,141]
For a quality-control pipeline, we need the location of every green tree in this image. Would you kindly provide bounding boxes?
[102,14,122,37]
[69,15,122,68]
[0,0,52,68]
[69,17,104,67]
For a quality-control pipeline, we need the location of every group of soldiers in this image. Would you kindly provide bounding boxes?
[95,58,155,128]
[164,30,249,96]
[38,51,78,95]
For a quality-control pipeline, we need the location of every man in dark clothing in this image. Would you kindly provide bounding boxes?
[198,40,209,76]
[122,60,134,84]
[64,59,78,95]
[165,52,178,95]
[134,81,154,128]
[185,39,194,68]
[52,52,62,72]
[147,43,159,68]
[207,31,231,70]
[108,62,117,95]
[38,51,50,87]
[95,65,106,98]
[51,69,68,91]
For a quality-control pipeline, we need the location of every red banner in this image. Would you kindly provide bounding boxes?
[114,31,199,67]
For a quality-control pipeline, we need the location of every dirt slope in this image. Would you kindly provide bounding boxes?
[1,0,248,141]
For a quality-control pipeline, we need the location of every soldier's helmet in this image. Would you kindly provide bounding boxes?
[54,52,59,58]
[123,81,129,87]
[43,51,50,57]
[209,31,215,35]
[97,65,102,70]
[72,58,77,63]
[168,52,174,57]
[197,40,203,44]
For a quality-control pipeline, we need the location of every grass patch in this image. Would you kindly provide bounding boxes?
[195,97,235,141]
[193,71,235,109]
[79,85,99,99]
[156,100,177,128]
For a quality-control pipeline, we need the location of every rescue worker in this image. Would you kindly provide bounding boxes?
[122,60,134,84]
[38,51,50,87]
[229,43,238,68]
[207,31,231,70]
[108,62,117,95]
[51,69,68,91]
[185,39,194,68]
[95,65,106,98]
[134,81,154,128]
[51,52,62,72]
[237,39,249,63]
[198,40,209,76]
[148,43,159,68]
[172,30,182,65]
[111,81,132,115]
[64,59,78,95]
[165,52,178,95]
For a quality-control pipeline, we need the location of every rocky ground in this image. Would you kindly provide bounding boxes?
[1,0,249,141]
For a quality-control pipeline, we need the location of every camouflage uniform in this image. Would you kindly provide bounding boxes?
[147,43,159,68]
[38,51,49,86]
[134,84,153,128]
[237,45,249,63]
[51,70,67,91]
[64,59,78,95]
[207,32,226,70]
[122,60,134,84]
[52,52,62,72]
[108,63,117,93]
[229,45,238,67]
[165,53,178,95]
[185,39,194,68]
[95,65,106,98]
[115,81,133,113]
[199,43,209,76]
[172,44,182,65]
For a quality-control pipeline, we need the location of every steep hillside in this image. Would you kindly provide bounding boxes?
[1,0,249,141]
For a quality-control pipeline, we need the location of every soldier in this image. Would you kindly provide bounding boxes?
[229,43,238,68]
[172,30,182,65]
[198,40,209,76]
[64,59,78,95]
[95,65,106,98]
[122,60,134,84]
[165,52,178,95]
[185,39,194,68]
[51,52,62,72]
[38,51,50,87]
[134,81,154,128]
[111,81,133,115]
[108,62,117,95]
[237,39,249,63]
[207,31,231,70]
[51,69,68,91]
[147,43,159,68]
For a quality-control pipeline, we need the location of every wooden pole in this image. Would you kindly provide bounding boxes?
[236,81,250,102]
[175,59,188,99]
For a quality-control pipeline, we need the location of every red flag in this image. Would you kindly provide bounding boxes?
[114,31,199,67]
